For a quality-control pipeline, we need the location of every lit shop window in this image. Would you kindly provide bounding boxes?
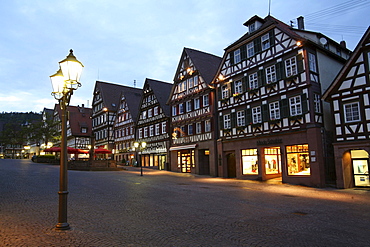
[242,149,258,175]
[286,144,310,176]
[264,147,281,174]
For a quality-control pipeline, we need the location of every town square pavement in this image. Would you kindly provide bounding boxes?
[1,159,369,246]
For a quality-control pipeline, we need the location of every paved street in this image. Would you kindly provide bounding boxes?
[0,159,369,247]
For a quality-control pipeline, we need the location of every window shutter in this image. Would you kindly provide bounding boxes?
[262,104,269,121]
[240,45,247,60]
[257,69,265,87]
[227,83,232,97]
[230,52,235,65]
[254,37,262,53]
[242,76,248,92]
[231,112,236,128]
[231,82,235,95]
[217,86,222,100]
[269,30,275,46]
[280,98,289,117]
[276,61,284,80]
[297,53,304,73]
[245,108,252,125]
[301,93,308,113]
[219,115,224,129]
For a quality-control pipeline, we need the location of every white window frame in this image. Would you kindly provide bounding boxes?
[314,94,321,113]
[194,75,199,86]
[172,105,177,116]
[249,72,258,90]
[186,101,192,112]
[289,96,302,116]
[161,121,166,134]
[237,110,245,126]
[222,85,229,99]
[234,49,241,63]
[309,53,317,73]
[144,127,148,138]
[265,65,276,84]
[252,106,262,124]
[344,102,360,123]
[234,80,243,95]
[224,114,231,129]
[138,128,143,139]
[155,123,160,135]
[203,94,209,106]
[148,108,152,118]
[285,57,297,77]
[149,125,154,136]
[194,98,200,110]
[262,33,270,50]
[269,101,280,120]
[205,120,211,132]
[179,103,184,114]
[188,124,193,135]
[247,42,254,58]
[196,122,202,134]
[154,106,159,116]
[188,77,194,88]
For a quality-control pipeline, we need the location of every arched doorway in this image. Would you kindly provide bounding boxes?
[351,150,369,187]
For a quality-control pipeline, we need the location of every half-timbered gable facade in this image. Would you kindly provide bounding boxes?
[168,48,221,175]
[92,81,124,152]
[214,15,350,187]
[136,78,172,169]
[113,86,142,164]
[323,27,370,188]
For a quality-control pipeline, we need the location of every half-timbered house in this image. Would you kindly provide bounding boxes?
[113,86,142,164]
[168,48,222,175]
[136,78,172,169]
[214,15,350,187]
[92,81,124,153]
[323,27,370,188]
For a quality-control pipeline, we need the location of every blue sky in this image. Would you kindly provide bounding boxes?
[0,0,368,113]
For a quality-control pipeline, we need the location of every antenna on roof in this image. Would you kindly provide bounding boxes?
[134,80,136,88]
[268,0,271,15]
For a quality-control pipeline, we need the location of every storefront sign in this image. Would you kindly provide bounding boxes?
[257,139,282,146]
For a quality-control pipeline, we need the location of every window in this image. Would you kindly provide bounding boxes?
[234,80,243,95]
[224,114,231,129]
[194,76,199,86]
[179,103,184,114]
[144,127,148,137]
[249,23,256,32]
[196,122,202,134]
[154,106,159,116]
[188,77,194,88]
[222,85,229,99]
[153,124,159,135]
[142,110,147,119]
[203,94,209,106]
[265,65,276,84]
[247,42,254,58]
[162,121,166,134]
[194,98,200,109]
[234,49,241,63]
[149,125,154,136]
[252,106,262,124]
[180,126,186,137]
[314,94,321,113]
[138,128,143,138]
[285,57,297,77]
[81,127,87,133]
[237,110,245,126]
[269,101,280,120]
[262,33,270,50]
[186,101,192,112]
[309,53,317,73]
[205,120,211,132]
[249,72,258,90]
[188,124,193,135]
[172,106,177,116]
[289,96,302,116]
[264,147,281,174]
[286,144,310,175]
[148,108,152,118]
[344,102,360,122]
[242,149,258,175]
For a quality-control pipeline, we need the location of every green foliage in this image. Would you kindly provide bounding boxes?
[37,154,55,159]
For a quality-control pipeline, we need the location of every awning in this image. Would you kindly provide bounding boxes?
[169,144,197,151]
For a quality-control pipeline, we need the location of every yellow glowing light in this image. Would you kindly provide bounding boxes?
[296,41,302,46]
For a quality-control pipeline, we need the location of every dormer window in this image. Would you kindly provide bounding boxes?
[81,127,87,133]
[249,23,256,32]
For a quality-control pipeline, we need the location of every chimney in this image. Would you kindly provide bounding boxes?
[297,16,305,30]
[340,40,346,49]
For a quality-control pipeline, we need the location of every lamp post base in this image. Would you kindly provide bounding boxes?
[55,222,70,230]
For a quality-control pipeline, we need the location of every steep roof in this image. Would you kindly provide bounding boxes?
[181,47,222,84]
[94,81,127,112]
[120,86,143,123]
[323,27,370,101]
[144,78,173,116]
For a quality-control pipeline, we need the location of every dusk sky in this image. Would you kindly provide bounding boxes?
[0,0,369,113]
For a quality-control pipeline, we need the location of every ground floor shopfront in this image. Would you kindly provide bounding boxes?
[169,140,217,176]
[217,129,329,187]
[333,141,370,188]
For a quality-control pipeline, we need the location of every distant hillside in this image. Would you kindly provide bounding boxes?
[0,112,42,129]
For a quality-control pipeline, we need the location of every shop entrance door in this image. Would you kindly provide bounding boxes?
[181,152,191,173]
[353,159,369,187]
[227,153,236,178]
[264,147,282,176]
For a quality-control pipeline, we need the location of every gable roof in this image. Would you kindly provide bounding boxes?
[322,27,370,101]
[144,78,173,116]
[120,86,143,123]
[93,81,127,112]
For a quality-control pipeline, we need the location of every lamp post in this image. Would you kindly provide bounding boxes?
[134,141,147,176]
[50,49,83,230]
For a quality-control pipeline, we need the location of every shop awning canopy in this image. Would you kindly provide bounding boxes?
[169,144,197,151]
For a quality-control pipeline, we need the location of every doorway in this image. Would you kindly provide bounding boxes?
[351,150,369,187]
[264,147,282,176]
[226,152,236,178]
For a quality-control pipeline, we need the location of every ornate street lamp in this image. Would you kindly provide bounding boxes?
[134,141,147,176]
[50,49,83,230]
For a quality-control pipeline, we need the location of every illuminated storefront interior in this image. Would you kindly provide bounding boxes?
[286,144,310,175]
[351,149,369,187]
[242,149,258,175]
[264,147,281,175]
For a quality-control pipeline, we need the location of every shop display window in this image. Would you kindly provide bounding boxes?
[264,147,281,174]
[286,144,310,175]
[242,149,258,175]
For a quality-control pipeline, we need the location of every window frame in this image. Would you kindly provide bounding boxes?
[289,96,302,116]
[344,102,360,123]
[265,65,276,84]
[261,33,270,50]
[269,101,280,120]
[252,106,262,124]
[285,57,297,77]
[237,110,245,126]
[223,114,231,129]
[249,72,258,90]
[234,80,243,95]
